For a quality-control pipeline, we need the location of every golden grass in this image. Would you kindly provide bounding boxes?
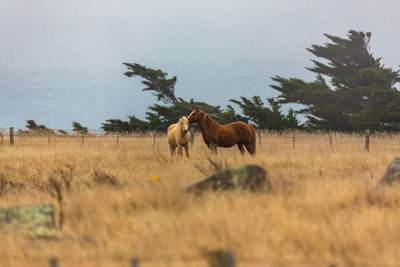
[1,133,400,266]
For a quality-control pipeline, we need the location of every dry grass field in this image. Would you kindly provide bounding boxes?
[1,132,400,267]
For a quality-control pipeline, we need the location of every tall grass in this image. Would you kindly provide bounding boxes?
[0,132,400,266]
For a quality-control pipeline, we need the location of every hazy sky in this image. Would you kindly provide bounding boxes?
[0,0,399,129]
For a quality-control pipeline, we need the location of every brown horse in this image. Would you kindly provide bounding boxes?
[187,107,256,155]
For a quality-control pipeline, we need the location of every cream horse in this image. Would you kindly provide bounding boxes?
[167,115,191,157]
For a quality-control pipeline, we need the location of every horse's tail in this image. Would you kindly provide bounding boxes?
[248,124,256,155]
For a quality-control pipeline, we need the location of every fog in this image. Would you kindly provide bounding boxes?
[0,0,399,129]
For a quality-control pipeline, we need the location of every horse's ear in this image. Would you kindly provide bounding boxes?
[195,107,199,110]
[180,115,182,119]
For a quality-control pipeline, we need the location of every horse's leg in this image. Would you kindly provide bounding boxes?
[237,144,245,155]
[244,144,255,155]
[206,143,216,154]
[184,144,189,158]
[210,143,217,154]
[170,145,176,156]
[178,144,183,157]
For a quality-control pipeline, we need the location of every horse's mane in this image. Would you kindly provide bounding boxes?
[177,116,188,128]
[201,112,219,129]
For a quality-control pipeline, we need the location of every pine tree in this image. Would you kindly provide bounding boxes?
[123,63,178,104]
[72,122,89,134]
[26,120,47,132]
[230,96,299,130]
[101,116,150,133]
[271,30,400,131]
[117,63,247,132]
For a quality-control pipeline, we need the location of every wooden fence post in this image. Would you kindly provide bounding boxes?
[130,258,139,267]
[329,131,332,147]
[9,127,14,145]
[208,249,236,267]
[190,128,195,146]
[117,133,119,144]
[258,130,262,148]
[292,130,295,149]
[365,129,370,152]
[49,257,58,267]
[48,131,51,145]
[153,131,156,146]
[81,133,85,144]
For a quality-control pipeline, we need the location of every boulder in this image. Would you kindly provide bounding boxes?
[186,164,271,193]
[0,203,60,239]
[378,157,400,186]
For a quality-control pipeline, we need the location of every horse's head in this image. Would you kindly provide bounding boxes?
[179,115,189,134]
[187,107,204,124]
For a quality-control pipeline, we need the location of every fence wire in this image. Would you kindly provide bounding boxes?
[2,253,400,267]
[1,131,400,148]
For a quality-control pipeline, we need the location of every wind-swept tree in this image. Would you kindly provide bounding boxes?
[271,30,400,131]
[26,120,38,130]
[101,116,150,133]
[231,96,299,130]
[26,120,47,131]
[72,122,88,134]
[112,63,246,132]
[123,63,178,104]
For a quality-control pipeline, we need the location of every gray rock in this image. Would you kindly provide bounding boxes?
[207,249,236,267]
[0,203,60,239]
[186,164,271,193]
[378,157,400,186]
